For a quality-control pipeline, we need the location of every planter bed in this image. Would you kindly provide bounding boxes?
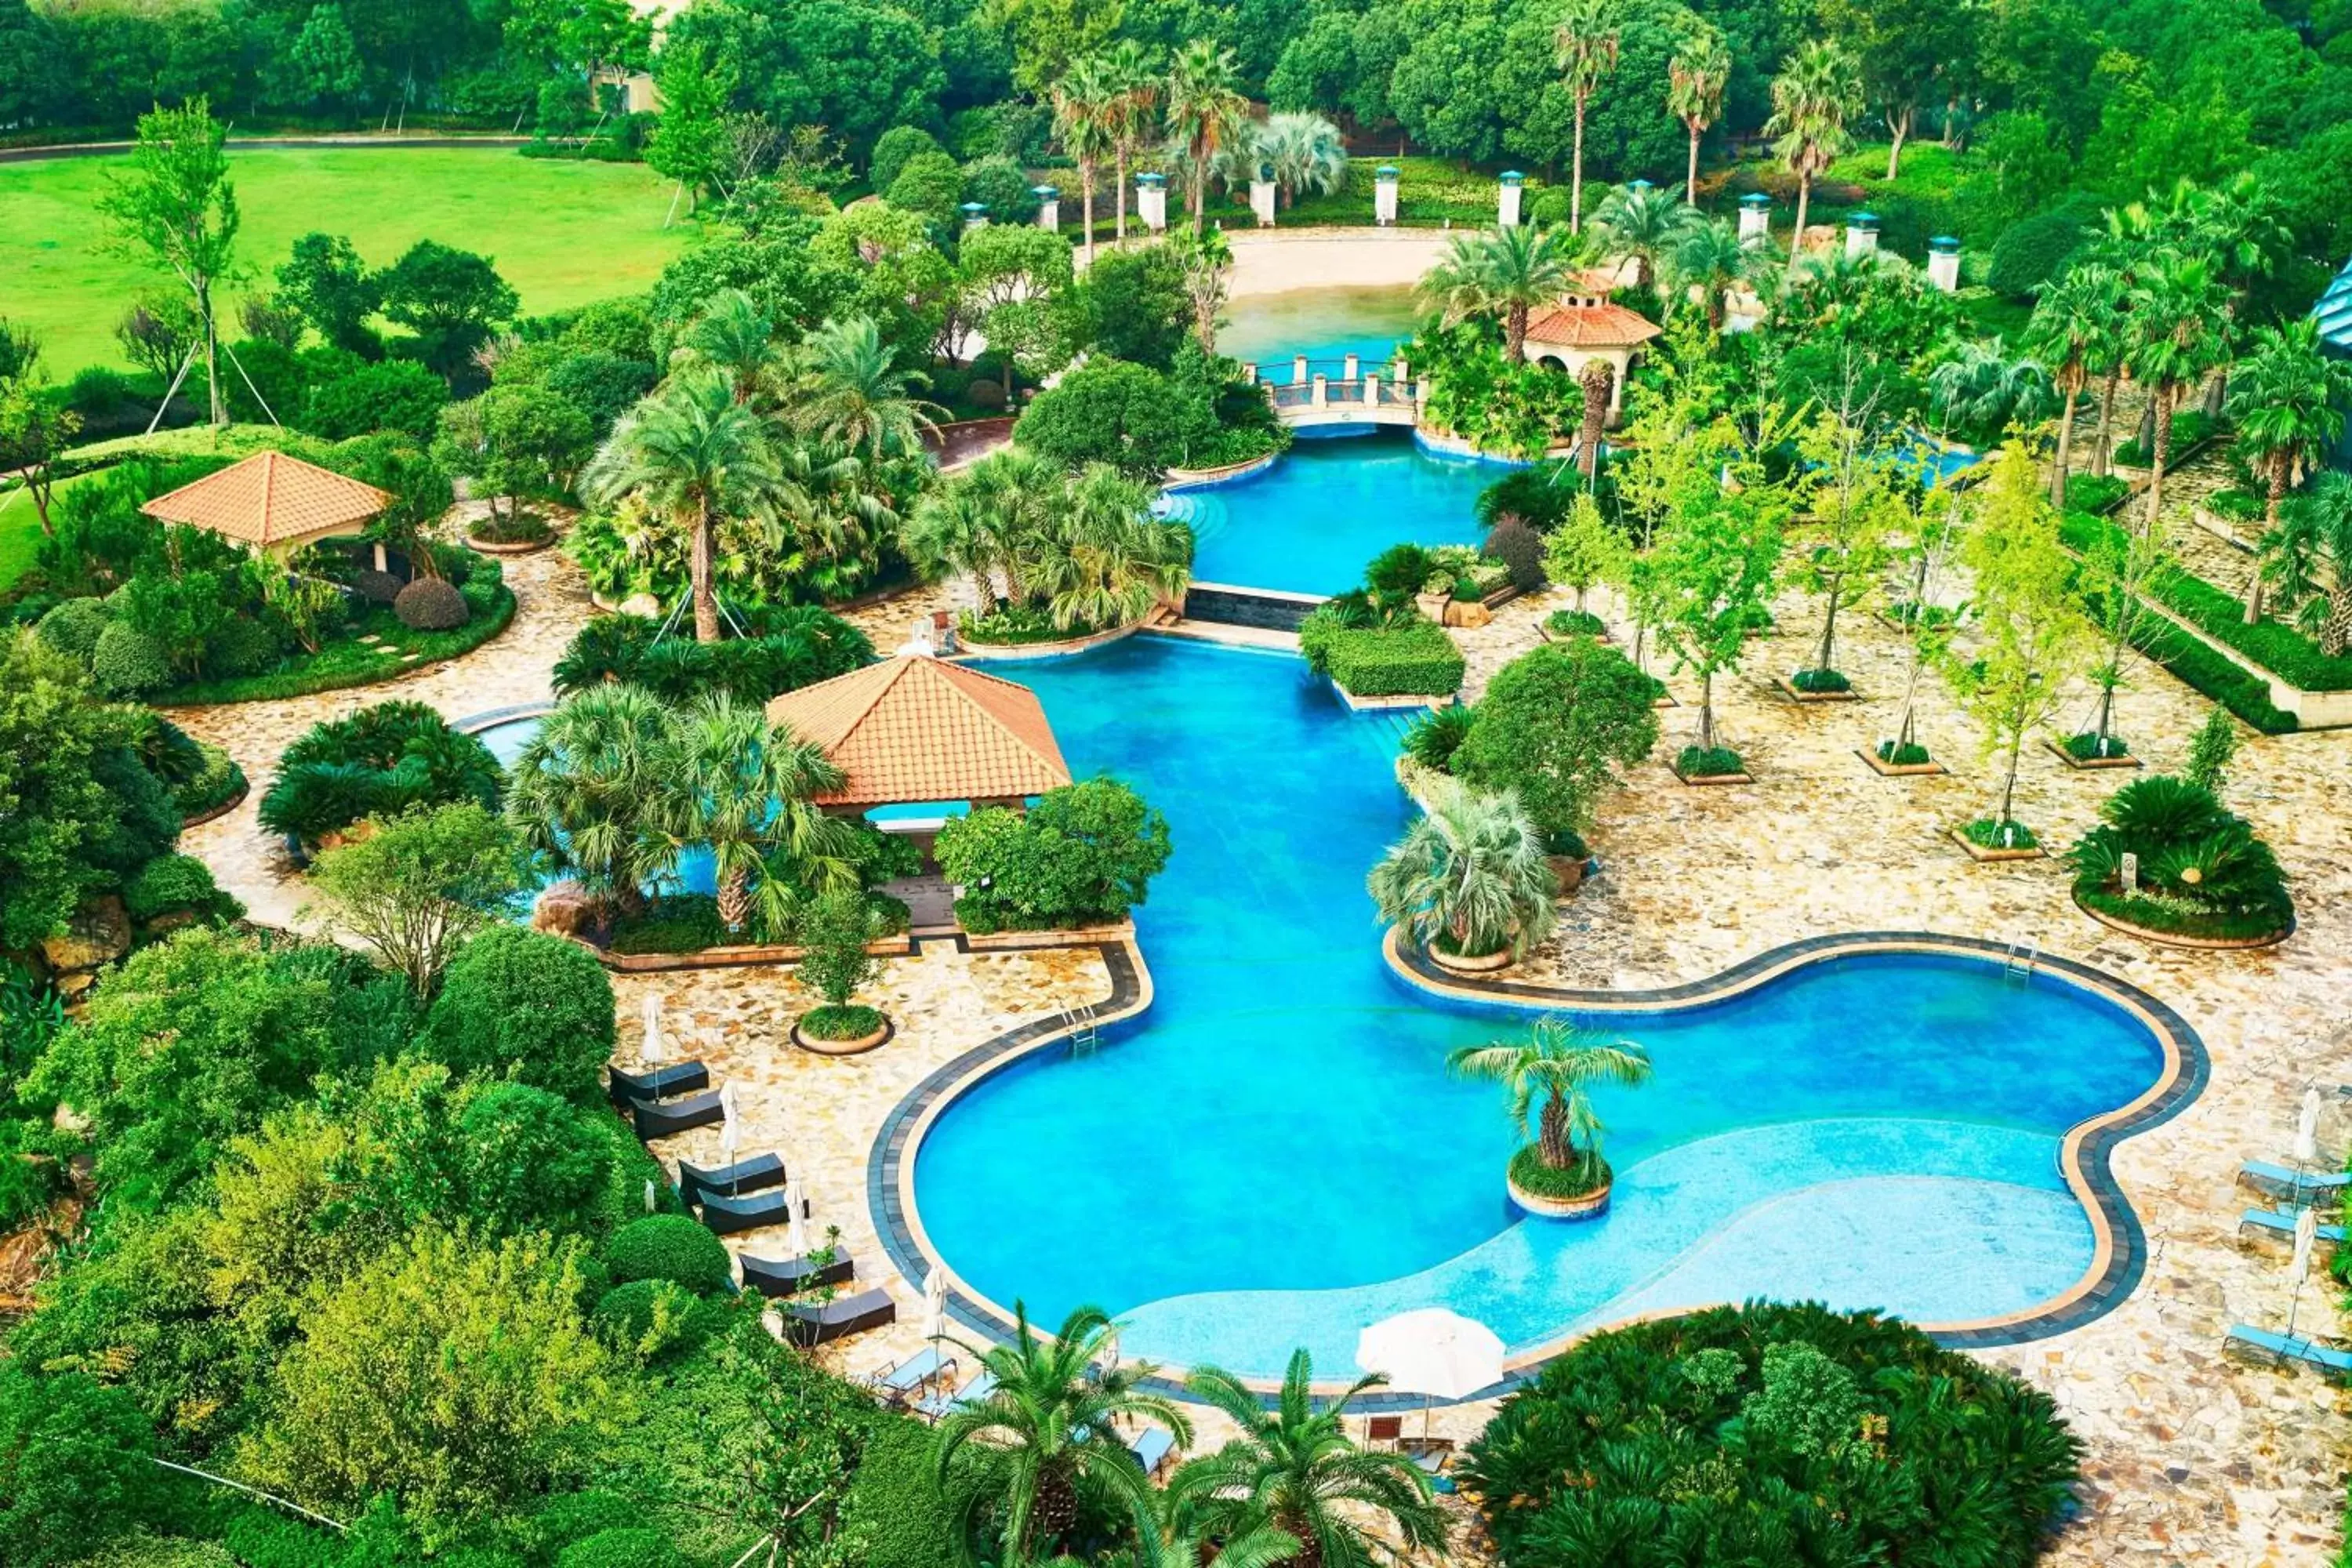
[1428,941,1512,975]
[1328,677,1457,711]
[2046,739,2142,771]
[1509,1171,1611,1218]
[2071,891,2293,952]
[463,527,556,556]
[954,618,1147,660]
[178,774,251,828]
[548,927,916,973]
[1951,830,2046,863]
[1776,676,1860,703]
[960,919,1138,953]
[152,586,517,707]
[1164,449,1280,487]
[1857,748,1945,778]
[791,1015,895,1055]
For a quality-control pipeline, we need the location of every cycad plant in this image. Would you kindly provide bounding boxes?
[937,1303,1193,1562]
[1366,775,1557,960]
[1170,1349,1447,1568]
[1447,1013,1651,1194]
[669,288,786,408]
[1421,223,1583,360]
[2229,318,2352,621]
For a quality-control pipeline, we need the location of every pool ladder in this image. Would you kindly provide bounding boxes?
[1062,1004,1104,1057]
[2004,938,2040,979]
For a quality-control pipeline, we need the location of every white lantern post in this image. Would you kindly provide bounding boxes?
[1497,170,1524,228]
[1374,165,1399,227]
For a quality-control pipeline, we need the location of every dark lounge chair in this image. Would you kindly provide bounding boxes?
[608,1061,709,1106]
[782,1287,897,1347]
[740,1250,857,1297]
[630,1087,724,1140]
[678,1151,787,1207]
[698,1188,791,1236]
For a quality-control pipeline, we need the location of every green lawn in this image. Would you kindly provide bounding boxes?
[0,482,49,590]
[2,147,699,378]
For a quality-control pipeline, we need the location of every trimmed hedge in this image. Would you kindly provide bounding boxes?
[1301,617,1465,698]
[603,1214,733,1296]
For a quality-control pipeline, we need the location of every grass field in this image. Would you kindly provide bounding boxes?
[2,147,699,378]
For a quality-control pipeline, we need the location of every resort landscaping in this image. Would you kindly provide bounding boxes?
[5,9,2352,1567]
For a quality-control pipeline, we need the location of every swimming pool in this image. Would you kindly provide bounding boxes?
[1163,428,1499,595]
[906,636,2179,1379]
[1219,284,1420,386]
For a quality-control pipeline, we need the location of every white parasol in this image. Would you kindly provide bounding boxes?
[1356,1307,1505,1440]
[717,1089,741,1192]
[785,1178,811,1259]
[923,1267,951,1346]
[2288,1203,2321,1337]
[639,993,663,1069]
[2294,1087,2323,1167]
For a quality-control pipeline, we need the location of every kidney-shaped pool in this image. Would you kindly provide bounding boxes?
[898,636,2190,1381]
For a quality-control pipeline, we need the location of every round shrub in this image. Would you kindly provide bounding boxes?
[1483,517,1545,593]
[590,1277,721,1360]
[528,1491,642,1558]
[869,123,946,191]
[1987,208,2092,299]
[602,1214,733,1295]
[122,853,242,926]
[350,568,405,605]
[89,620,172,696]
[34,597,113,662]
[963,154,1036,224]
[205,615,284,678]
[423,926,615,1104]
[558,1528,682,1568]
[394,575,470,631]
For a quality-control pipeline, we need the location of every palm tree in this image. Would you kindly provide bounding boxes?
[1666,29,1730,206]
[1367,776,1557,961]
[1577,358,1613,480]
[1137,1511,1298,1568]
[2059,263,2130,477]
[583,367,786,643]
[903,462,1034,608]
[1592,180,1693,290]
[2124,251,2229,535]
[1926,340,2056,439]
[1255,112,1349,210]
[504,684,678,917]
[1763,40,1862,267]
[1054,55,1121,265]
[670,288,786,408]
[2022,267,2117,504]
[936,1302,1193,1561]
[1101,40,1160,244]
[791,315,945,465]
[2265,473,2352,655]
[2229,318,2352,622]
[662,694,856,933]
[1419,223,1582,361]
[1552,0,1621,235]
[1166,41,1248,234]
[1447,1014,1651,1181]
[1670,218,1758,329]
[1024,464,1193,630]
[1171,1350,1448,1568]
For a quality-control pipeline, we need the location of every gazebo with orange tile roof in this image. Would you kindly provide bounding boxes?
[1519,285,1663,423]
[763,654,1073,813]
[140,449,393,561]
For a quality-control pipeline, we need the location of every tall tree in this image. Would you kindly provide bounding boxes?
[1592,180,1693,290]
[1052,53,1120,264]
[1670,218,1759,331]
[644,40,735,219]
[662,693,855,931]
[2123,250,2228,535]
[1104,38,1160,243]
[1552,0,1622,234]
[790,314,944,464]
[2265,474,2352,656]
[2228,318,2352,622]
[2023,265,2119,505]
[1820,0,1965,179]
[1419,223,1582,360]
[98,98,239,426]
[1166,40,1248,234]
[1632,482,1788,760]
[1665,28,1729,206]
[1763,41,1862,268]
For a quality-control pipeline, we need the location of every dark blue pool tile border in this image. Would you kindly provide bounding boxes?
[867,931,2209,1403]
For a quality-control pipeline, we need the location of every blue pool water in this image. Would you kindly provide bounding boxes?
[914,637,2169,1376]
[1218,284,1420,386]
[1163,428,1500,595]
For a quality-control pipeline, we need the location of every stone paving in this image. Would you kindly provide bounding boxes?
[160,482,2352,1564]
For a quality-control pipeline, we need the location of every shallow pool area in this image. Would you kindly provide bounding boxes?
[1218,284,1420,385]
[1163,428,1501,594]
[908,637,2175,1378]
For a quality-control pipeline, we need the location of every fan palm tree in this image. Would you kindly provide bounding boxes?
[1763,40,1862,267]
[1592,180,1693,290]
[1102,40,1160,242]
[937,1302,1193,1561]
[2264,472,2352,655]
[1666,29,1730,206]
[1024,464,1194,630]
[582,367,786,644]
[1166,41,1248,234]
[1054,55,1121,265]
[1171,1350,1447,1568]
[2229,318,2352,622]
[669,288,787,408]
[1446,1013,1651,1179]
[2124,250,2230,535]
[1552,0,1621,234]
[1255,112,1350,209]
[662,694,855,932]
[2022,267,2119,504]
[1926,340,2056,440]
[1577,358,1614,480]
[504,683,678,917]
[768,435,899,598]
[1420,223,1582,361]
[1670,217,1759,329]
[1367,776,1557,961]
[2056,263,2130,477]
[791,314,946,464]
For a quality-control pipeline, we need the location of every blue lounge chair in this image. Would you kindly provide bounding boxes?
[679,1152,786,1207]
[699,1188,791,1236]
[2238,1207,2348,1246]
[609,1061,709,1105]
[2237,1160,2350,1203]
[1127,1425,1176,1478]
[914,1370,996,1421]
[2224,1324,2352,1377]
[870,1346,953,1402]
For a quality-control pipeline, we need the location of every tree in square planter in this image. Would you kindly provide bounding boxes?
[1631,474,1788,781]
[1875,481,1967,775]
[1450,1014,1653,1218]
[1785,384,1900,701]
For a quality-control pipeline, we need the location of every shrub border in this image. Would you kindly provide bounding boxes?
[151,585,517,708]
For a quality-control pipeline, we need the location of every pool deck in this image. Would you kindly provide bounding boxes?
[163,493,2352,1566]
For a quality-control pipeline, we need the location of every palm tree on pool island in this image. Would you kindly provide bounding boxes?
[1421,223,1584,362]
[1169,1348,1448,1568]
[1367,776,1557,962]
[937,1302,1192,1563]
[1449,1014,1652,1196]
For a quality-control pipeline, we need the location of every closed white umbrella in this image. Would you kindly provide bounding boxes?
[717,1092,742,1193]
[2289,1204,2321,1337]
[639,993,663,1069]
[923,1267,951,1347]
[1356,1308,1505,1442]
[785,1178,810,1259]
[2294,1087,2323,1167]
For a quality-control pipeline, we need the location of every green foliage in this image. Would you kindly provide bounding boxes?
[1986,206,2095,299]
[1475,466,1580,532]
[842,1417,963,1568]
[89,619,172,695]
[1058,243,1190,370]
[2069,775,2291,934]
[1877,739,1932,767]
[1482,516,1545,593]
[935,777,1174,933]
[550,610,874,705]
[394,575,471,631]
[604,1214,734,1296]
[121,851,242,927]
[870,125,948,191]
[0,1367,165,1566]
[1962,815,2038,849]
[590,1279,721,1364]
[605,893,730,956]
[1012,357,1211,477]
[376,240,520,382]
[1677,744,1744,778]
[1508,1139,1609,1198]
[307,803,526,997]
[800,1003,887,1040]
[2185,709,2239,793]
[1298,611,1466,698]
[1461,1301,2082,1568]
[303,358,448,442]
[1403,704,1477,771]
[557,1529,682,1568]
[1367,775,1555,960]
[33,596,111,661]
[423,926,616,1105]
[1454,640,1659,837]
[798,888,882,1008]
[260,699,505,842]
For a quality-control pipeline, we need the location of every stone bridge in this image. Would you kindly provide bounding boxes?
[1241,355,1427,430]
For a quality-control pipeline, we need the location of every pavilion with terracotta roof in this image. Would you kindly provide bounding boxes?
[1519,283,1663,424]
[140,449,393,561]
[763,654,1073,814]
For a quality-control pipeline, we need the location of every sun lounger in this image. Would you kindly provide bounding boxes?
[739,1250,856,1298]
[630,1087,724,1140]
[698,1188,792,1236]
[678,1152,786,1207]
[2238,1207,2348,1246]
[870,1345,953,1401]
[2237,1160,2350,1202]
[913,1370,996,1421]
[1127,1425,1176,1478]
[609,1061,709,1105]
[781,1287,897,1347]
[2224,1324,2352,1377]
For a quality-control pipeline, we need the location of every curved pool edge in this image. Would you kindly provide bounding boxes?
[869,929,2207,1405]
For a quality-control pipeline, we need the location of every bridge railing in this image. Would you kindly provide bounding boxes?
[1265,375,1426,416]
